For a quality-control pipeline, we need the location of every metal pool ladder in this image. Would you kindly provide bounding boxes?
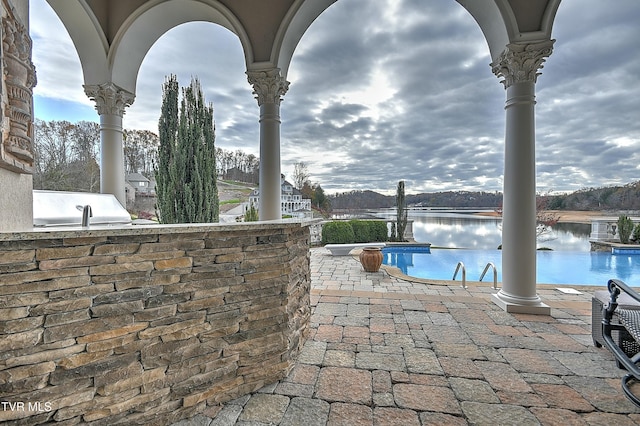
[479,262,499,289]
[452,262,466,288]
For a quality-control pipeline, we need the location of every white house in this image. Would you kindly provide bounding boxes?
[248,175,311,218]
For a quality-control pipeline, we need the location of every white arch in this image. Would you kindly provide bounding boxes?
[456,0,560,60]
[47,0,253,94]
[46,0,110,83]
[271,0,560,79]
[267,0,337,78]
[110,0,252,94]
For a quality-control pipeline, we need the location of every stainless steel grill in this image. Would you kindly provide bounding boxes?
[33,190,132,227]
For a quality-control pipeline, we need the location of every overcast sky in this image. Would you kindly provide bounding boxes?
[30,0,640,195]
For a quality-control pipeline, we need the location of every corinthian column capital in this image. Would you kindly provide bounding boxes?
[491,40,555,88]
[246,68,290,106]
[84,82,135,116]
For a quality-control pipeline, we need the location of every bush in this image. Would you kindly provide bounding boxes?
[322,220,389,244]
[633,223,640,243]
[244,204,258,222]
[618,215,635,244]
[349,220,388,243]
[369,221,389,242]
[322,221,355,244]
[349,220,371,243]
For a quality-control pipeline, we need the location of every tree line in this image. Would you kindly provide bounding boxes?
[330,184,640,212]
[548,182,640,211]
[33,118,263,191]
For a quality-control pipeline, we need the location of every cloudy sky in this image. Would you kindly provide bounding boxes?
[30,0,640,195]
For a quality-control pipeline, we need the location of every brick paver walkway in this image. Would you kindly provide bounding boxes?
[172,248,640,425]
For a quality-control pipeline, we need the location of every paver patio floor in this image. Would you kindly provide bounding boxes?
[173,247,640,426]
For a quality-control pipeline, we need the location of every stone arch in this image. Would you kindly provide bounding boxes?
[46,0,110,84]
[455,0,560,60]
[109,0,251,94]
[47,0,252,94]
[268,0,336,78]
[274,0,561,80]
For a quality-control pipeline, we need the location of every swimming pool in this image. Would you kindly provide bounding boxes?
[382,246,640,287]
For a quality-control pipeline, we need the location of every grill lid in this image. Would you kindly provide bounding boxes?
[33,190,132,227]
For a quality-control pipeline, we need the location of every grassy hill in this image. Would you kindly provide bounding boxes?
[218,180,256,213]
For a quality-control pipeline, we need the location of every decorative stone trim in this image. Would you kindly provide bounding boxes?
[1,0,37,173]
[84,82,135,116]
[491,40,555,88]
[246,68,289,106]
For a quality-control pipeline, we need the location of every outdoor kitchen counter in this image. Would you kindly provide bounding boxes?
[0,218,320,240]
[0,219,316,425]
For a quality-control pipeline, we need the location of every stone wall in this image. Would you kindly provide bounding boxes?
[0,221,313,425]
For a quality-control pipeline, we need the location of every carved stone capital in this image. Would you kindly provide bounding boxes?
[491,40,555,88]
[84,82,135,116]
[246,69,289,106]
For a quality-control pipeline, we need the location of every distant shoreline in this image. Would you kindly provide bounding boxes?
[553,210,608,224]
[476,210,607,224]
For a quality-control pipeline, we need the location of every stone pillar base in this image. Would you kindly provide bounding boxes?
[491,293,551,315]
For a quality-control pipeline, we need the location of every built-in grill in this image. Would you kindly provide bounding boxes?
[33,190,132,227]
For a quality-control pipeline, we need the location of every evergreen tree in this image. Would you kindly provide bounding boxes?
[155,75,219,223]
[312,184,329,211]
[395,180,408,242]
[244,204,259,222]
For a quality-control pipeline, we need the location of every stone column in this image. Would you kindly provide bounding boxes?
[84,82,134,207]
[0,0,35,231]
[490,40,554,314]
[246,68,289,221]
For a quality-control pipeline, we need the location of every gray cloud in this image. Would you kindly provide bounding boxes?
[30,0,640,195]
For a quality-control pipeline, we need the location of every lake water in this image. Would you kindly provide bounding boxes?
[372,209,592,251]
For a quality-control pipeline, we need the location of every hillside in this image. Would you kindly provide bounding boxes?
[329,189,502,210]
[329,181,640,212]
[218,180,256,213]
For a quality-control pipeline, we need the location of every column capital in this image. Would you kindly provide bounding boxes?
[84,82,135,116]
[491,40,555,89]
[246,68,289,106]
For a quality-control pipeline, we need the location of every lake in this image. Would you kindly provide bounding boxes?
[371,209,592,251]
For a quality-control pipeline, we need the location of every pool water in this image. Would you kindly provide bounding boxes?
[382,246,640,287]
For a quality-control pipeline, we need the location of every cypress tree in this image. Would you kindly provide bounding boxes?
[155,75,179,224]
[395,180,408,242]
[155,76,219,223]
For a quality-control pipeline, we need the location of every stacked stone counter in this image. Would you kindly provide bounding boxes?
[0,220,314,425]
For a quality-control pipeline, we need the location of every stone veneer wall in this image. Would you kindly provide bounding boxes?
[0,221,313,425]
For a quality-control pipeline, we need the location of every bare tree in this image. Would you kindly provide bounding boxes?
[124,129,159,174]
[292,161,309,190]
[33,119,100,192]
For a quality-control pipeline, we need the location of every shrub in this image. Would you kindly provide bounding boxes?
[617,215,635,244]
[633,223,640,243]
[322,221,355,244]
[349,220,371,243]
[369,221,389,242]
[322,220,389,244]
[244,204,258,222]
[349,220,389,243]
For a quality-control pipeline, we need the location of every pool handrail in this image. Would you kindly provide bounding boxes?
[453,261,467,288]
[479,262,499,290]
